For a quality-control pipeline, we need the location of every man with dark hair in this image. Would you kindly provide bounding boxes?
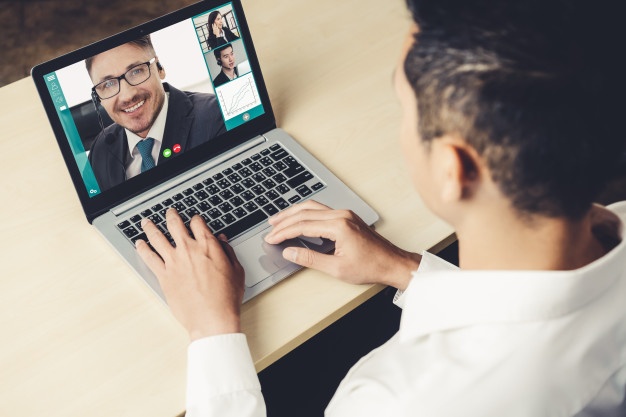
[136,0,626,415]
[87,35,226,191]
[212,44,238,87]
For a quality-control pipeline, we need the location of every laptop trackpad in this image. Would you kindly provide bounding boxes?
[234,233,307,288]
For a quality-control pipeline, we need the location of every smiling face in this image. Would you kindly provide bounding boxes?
[89,43,166,138]
[215,13,223,29]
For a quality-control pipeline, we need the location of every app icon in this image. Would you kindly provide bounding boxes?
[163,148,172,158]
[173,144,182,153]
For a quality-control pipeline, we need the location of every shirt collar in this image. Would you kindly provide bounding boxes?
[399,202,626,342]
[126,91,169,154]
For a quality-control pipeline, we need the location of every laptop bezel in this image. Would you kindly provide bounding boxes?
[31,0,275,223]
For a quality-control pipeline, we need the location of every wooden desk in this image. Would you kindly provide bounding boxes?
[0,0,454,416]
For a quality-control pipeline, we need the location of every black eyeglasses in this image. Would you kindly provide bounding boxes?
[92,58,156,100]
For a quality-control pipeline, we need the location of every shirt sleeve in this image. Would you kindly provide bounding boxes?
[186,333,266,417]
[393,250,459,308]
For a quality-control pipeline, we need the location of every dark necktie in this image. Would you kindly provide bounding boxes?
[136,138,155,172]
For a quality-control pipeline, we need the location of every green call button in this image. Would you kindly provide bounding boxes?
[163,148,172,158]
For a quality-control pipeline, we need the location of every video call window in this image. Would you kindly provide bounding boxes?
[41,2,265,197]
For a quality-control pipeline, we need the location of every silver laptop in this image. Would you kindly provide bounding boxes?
[32,0,378,302]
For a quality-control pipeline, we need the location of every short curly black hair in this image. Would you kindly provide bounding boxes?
[403,0,624,219]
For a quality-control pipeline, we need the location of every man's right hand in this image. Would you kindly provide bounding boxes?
[264,201,420,290]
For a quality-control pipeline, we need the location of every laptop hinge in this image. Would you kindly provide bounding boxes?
[111,135,266,217]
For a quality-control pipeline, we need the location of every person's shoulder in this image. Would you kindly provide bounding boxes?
[183,89,219,109]
[90,123,124,151]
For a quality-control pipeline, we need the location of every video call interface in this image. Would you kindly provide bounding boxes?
[42,2,264,197]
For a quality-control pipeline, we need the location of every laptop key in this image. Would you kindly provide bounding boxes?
[151,203,163,212]
[208,195,223,205]
[270,148,288,161]
[260,149,271,156]
[117,220,131,230]
[265,190,279,200]
[222,213,237,225]
[286,171,314,188]
[283,164,304,178]
[147,213,163,224]
[254,195,269,206]
[288,195,302,204]
[276,184,290,194]
[262,203,279,216]
[192,183,204,191]
[219,190,234,200]
[252,185,266,195]
[130,214,142,223]
[250,153,261,161]
[123,226,139,238]
[241,178,255,188]
[172,202,186,212]
[183,196,198,206]
[230,196,244,207]
[130,233,147,245]
[273,173,287,184]
[274,161,287,171]
[230,184,245,194]
[238,167,253,177]
[241,190,255,201]
[311,182,324,191]
[250,162,263,172]
[206,184,220,195]
[208,208,221,219]
[296,185,313,197]
[197,201,211,212]
[262,179,277,189]
[182,188,194,196]
[243,201,258,212]
[228,173,242,183]
[202,178,214,186]
[252,173,266,183]
[185,207,200,218]
[274,197,289,210]
[172,193,184,201]
[218,202,234,213]
[260,156,273,167]
[232,163,243,170]
[140,209,152,217]
[241,158,252,165]
[269,143,282,151]
[220,209,268,240]
[196,190,209,201]
[222,167,233,175]
[232,207,247,218]
[262,167,277,176]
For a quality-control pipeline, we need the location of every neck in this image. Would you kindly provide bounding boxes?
[223,67,235,78]
[455,203,606,271]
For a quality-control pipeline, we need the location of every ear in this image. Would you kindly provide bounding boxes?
[436,138,481,203]
[156,59,166,79]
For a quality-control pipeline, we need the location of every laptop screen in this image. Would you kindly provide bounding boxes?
[38,1,265,198]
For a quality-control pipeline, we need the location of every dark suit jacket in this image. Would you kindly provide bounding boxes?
[88,83,226,191]
[213,69,238,88]
[207,26,239,50]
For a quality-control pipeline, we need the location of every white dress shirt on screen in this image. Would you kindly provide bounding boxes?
[124,92,169,179]
[186,201,626,417]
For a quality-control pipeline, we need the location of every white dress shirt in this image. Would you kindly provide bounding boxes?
[125,92,169,179]
[186,201,626,416]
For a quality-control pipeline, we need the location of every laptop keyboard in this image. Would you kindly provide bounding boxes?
[115,143,326,247]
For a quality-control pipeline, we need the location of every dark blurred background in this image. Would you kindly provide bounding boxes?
[0,0,196,87]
